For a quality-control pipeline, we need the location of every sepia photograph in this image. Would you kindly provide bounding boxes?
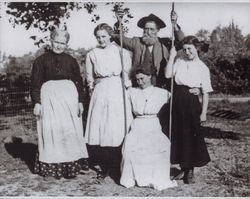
[0,0,249,197]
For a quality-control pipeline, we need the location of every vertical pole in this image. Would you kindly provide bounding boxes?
[117,13,128,135]
[169,2,175,141]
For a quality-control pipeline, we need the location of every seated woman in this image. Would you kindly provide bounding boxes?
[120,65,177,191]
[31,27,88,179]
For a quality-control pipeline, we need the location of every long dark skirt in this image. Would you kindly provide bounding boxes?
[169,85,210,168]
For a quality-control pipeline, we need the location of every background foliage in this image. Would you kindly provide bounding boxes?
[1,2,250,95]
[197,22,250,94]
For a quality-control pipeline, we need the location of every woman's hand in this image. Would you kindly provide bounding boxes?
[33,103,42,118]
[169,47,177,59]
[200,112,207,122]
[78,103,84,117]
[189,87,200,95]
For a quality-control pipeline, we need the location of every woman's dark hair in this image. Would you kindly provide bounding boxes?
[94,23,113,36]
[134,64,156,76]
[182,35,209,53]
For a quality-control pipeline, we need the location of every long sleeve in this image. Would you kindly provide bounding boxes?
[85,52,94,92]
[174,24,185,43]
[174,24,185,50]
[31,58,44,105]
[71,58,85,103]
[111,33,137,52]
[161,25,185,51]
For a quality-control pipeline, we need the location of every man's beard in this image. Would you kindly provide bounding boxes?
[142,35,158,46]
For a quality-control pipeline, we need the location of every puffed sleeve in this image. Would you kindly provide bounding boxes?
[85,52,94,92]
[30,57,44,105]
[71,58,85,103]
[159,89,171,107]
[201,64,213,93]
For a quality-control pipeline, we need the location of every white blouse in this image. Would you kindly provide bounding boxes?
[173,58,213,93]
[128,86,171,116]
[85,42,132,90]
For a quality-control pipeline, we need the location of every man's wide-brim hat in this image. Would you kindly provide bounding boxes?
[137,14,166,29]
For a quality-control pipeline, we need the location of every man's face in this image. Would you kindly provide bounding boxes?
[143,21,159,38]
[142,21,159,46]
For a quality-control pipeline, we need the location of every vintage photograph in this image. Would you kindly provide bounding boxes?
[0,0,249,197]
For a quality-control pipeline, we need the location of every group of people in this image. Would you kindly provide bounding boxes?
[30,10,213,191]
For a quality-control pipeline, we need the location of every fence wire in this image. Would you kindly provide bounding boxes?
[0,87,36,136]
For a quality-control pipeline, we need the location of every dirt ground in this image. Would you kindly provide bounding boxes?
[0,100,249,197]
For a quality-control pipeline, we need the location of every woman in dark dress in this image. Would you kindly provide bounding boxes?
[31,28,88,179]
[165,36,213,184]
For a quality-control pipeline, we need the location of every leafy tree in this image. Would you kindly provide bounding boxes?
[199,22,250,94]
[209,23,245,63]
[195,29,210,42]
[6,2,98,30]
[245,34,250,51]
[5,2,133,47]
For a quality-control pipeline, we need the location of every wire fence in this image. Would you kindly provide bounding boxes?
[0,87,36,137]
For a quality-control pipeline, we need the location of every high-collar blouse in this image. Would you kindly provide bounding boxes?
[31,51,84,104]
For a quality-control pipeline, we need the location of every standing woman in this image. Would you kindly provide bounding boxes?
[85,23,132,179]
[31,28,88,179]
[165,36,213,184]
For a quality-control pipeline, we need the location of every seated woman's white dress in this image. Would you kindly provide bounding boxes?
[120,86,177,190]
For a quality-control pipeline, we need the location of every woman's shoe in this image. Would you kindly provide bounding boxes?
[172,170,185,180]
[81,159,89,171]
[97,170,109,180]
[183,169,195,184]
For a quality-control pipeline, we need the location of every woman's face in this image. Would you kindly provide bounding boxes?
[95,29,111,48]
[51,34,68,54]
[136,73,152,89]
[183,44,198,60]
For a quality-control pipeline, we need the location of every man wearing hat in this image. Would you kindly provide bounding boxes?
[112,11,184,88]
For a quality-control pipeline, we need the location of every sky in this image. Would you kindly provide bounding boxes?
[0,1,250,57]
